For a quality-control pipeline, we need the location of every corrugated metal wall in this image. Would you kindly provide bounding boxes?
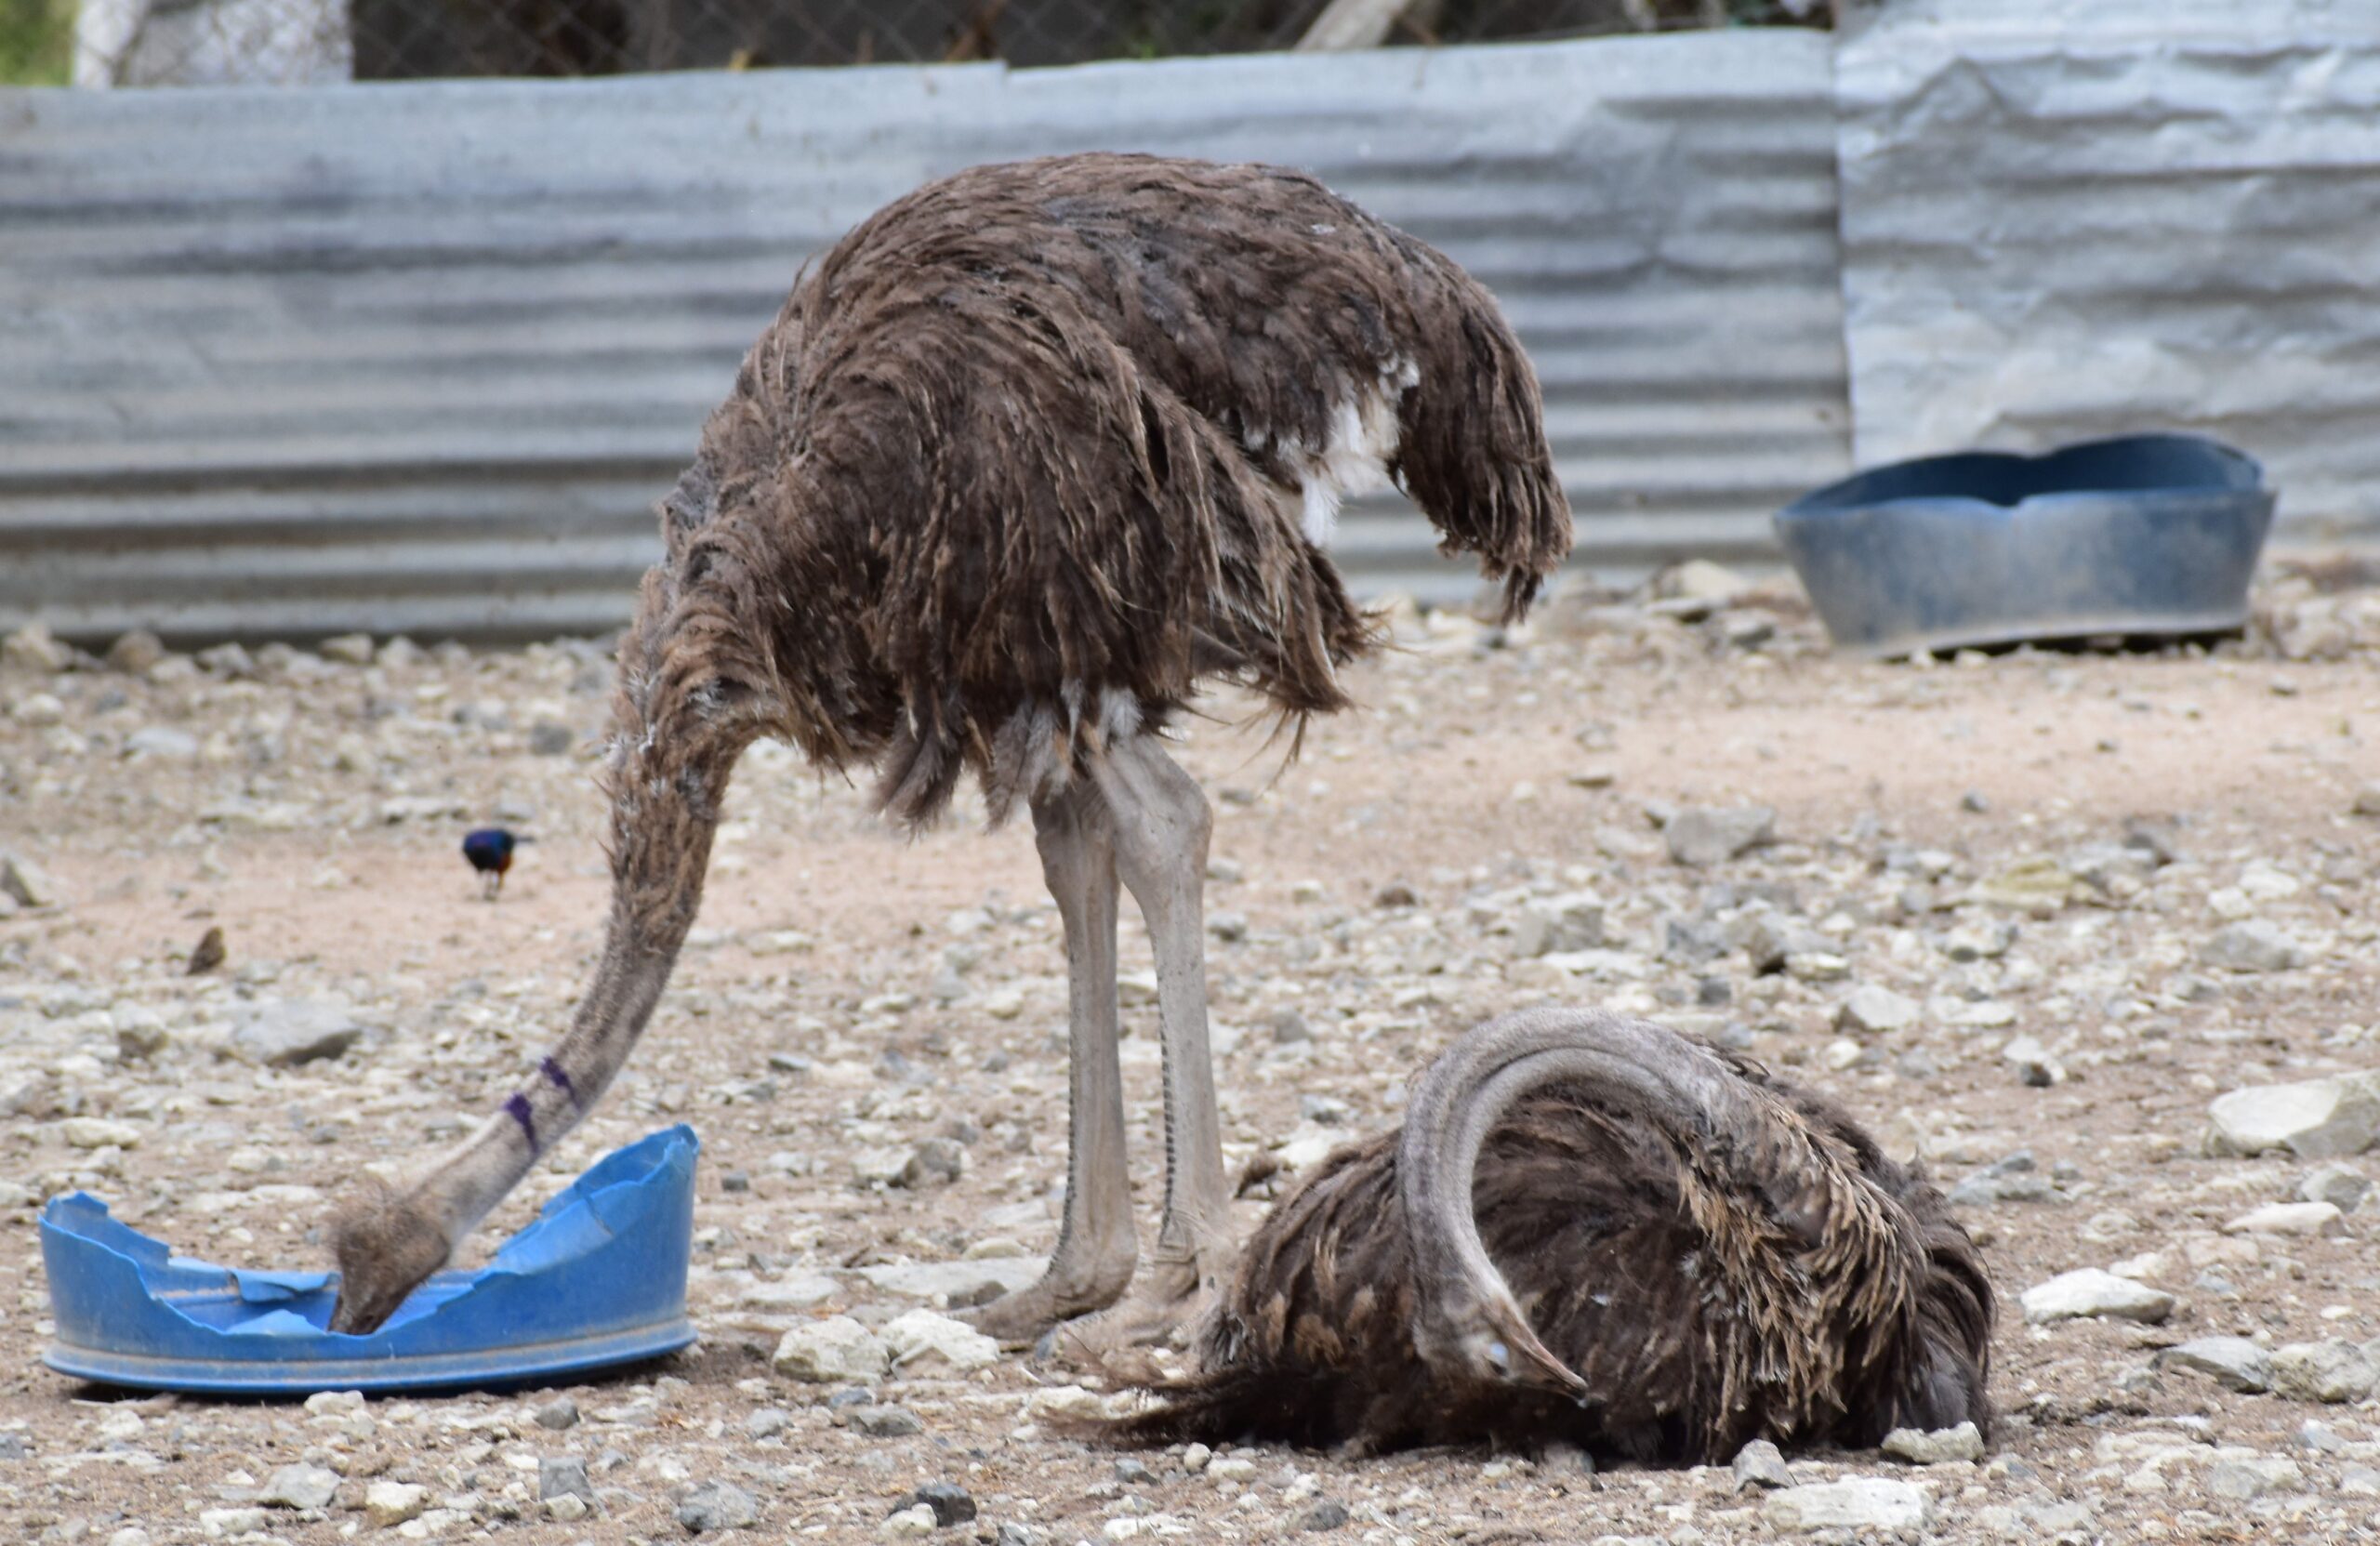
[0,32,1851,644]
[1836,0,2380,540]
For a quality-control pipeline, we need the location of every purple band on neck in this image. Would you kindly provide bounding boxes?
[503,1092,538,1152]
[540,1056,578,1104]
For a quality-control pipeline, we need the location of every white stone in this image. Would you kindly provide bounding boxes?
[2224,1201,2341,1236]
[854,1259,1044,1301]
[881,1308,999,1373]
[2020,1269,2175,1325]
[1765,1477,1929,1531]
[364,1481,428,1526]
[257,1461,340,1509]
[199,1509,268,1539]
[2301,1162,2370,1211]
[2202,919,2307,973]
[2205,1457,2304,1500]
[1882,1421,1985,1464]
[738,1273,840,1310]
[879,1503,937,1539]
[1836,984,1919,1037]
[59,1117,141,1149]
[2206,1075,2380,1159]
[1664,805,1775,867]
[2271,1341,2379,1404]
[2157,1337,2273,1393]
[772,1315,890,1382]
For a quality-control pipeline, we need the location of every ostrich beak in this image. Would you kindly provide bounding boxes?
[1486,1296,1591,1401]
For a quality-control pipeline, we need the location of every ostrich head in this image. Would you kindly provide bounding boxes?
[1396,1008,1780,1402]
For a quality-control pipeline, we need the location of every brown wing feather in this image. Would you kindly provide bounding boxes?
[668,153,1571,825]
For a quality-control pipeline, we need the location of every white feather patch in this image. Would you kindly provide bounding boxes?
[1290,360,1414,547]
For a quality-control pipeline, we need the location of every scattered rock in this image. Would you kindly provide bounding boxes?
[199,1508,268,1539]
[2000,1035,2065,1087]
[1298,1500,1351,1531]
[2300,1162,2370,1211]
[899,1482,977,1527]
[2157,1337,2274,1394]
[676,1480,760,1533]
[1511,892,1605,956]
[1,853,61,909]
[2224,1200,2340,1235]
[1765,1477,1929,1532]
[231,998,364,1066]
[881,1308,999,1373]
[879,1504,937,1539]
[104,630,165,673]
[2206,1075,2380,1158]
[3,622,70,673]
[319,633,376,665]
[1664,805,1775,867]
[539,1456,595,1503]
[2019,1269,2175,1325]
[257,1461,340,1510]
[774,1315,892,1382]
[1835,984,1919,1037]
[59,1117,142,1149]
[529,720,577,756]
[2205,1457,2303,1500]
[897,1137,967,1189]
[845,1403,925,1437]
[364,1481,429,1526]
[743,1407,791,1440]
[853,1259,1043,1302]
[534,1395,580,1431]
[10,691,63,726]
[1970,856,2081,913]
[1881,1422,1984,1464]
[1732,1439,1794,1489]
[2202,919,2307,974]
[2271,1340,2379,1404]
[124,725,199,760]
[2356,783,2380,818]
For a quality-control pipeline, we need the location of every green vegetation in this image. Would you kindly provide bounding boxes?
[0,0,74,86]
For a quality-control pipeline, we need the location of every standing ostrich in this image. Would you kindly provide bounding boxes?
[327,153,1571,1338]
[1116,1010,1993,1459]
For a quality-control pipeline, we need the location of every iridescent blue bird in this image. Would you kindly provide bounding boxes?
[461,828,527,900]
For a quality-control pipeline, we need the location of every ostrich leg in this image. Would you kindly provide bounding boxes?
[971,785,1139,1343]
[1093,733,1233,1318]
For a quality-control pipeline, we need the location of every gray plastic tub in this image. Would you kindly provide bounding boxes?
[1773,434,2275,658]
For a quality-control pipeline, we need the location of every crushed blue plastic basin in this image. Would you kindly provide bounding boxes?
[1774,433,2276,658]
[40,1126,697,1394]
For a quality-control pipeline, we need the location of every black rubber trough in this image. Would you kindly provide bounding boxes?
[1773,433,2275,658]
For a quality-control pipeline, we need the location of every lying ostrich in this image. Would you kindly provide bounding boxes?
[1116,1010,1994,1460]
[326,152,1570,1337]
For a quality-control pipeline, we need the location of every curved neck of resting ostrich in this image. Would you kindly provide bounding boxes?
[1396,1007,1786,1396]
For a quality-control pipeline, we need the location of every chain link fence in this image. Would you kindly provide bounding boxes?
[21,0,1827,88]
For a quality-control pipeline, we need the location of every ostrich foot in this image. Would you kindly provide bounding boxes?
[966,1246,1136,1349]
[326,1178,452,1335]
[1036,1234,1230,1367]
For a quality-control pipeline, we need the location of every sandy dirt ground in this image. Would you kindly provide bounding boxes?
[6,566,2380,1544]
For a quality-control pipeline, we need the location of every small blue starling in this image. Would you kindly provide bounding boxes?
[461,827,530,900]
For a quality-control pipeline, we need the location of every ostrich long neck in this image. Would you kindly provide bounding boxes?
[414,672,744,1252]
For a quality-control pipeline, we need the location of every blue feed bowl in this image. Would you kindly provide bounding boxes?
[1773,433,2275,658]
[39,1126,698,1395]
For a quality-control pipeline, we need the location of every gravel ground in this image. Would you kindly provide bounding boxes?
[7,563,2380,1544]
